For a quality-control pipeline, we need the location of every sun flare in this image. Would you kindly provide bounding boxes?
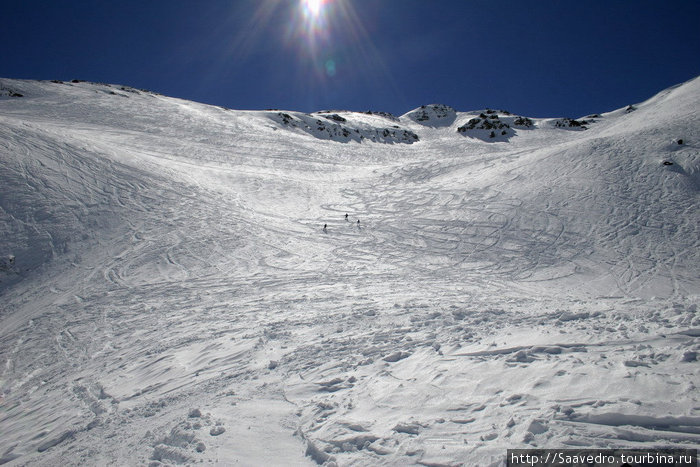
[303,0,323,17]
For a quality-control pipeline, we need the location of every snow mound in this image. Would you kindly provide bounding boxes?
[403,104,457,127]
[269,110,419,144]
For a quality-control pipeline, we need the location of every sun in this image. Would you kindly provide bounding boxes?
[303,0,324,17]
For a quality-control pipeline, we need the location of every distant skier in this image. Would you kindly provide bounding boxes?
[323,223,327,233]
[345,213,349,221]
[357,219,360,228]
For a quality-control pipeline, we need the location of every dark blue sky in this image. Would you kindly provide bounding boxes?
[2,0,699,117]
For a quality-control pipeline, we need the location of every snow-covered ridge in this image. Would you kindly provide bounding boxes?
[403,103,457,127]
[268,110,420,144]
[0,76,699,466]
[0,79,617,146]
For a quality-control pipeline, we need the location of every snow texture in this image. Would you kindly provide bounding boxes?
[0,77,699,466]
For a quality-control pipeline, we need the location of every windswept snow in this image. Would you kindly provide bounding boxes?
[0,77,698,466]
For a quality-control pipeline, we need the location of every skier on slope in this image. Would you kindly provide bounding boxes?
[345,213,348,221]
[323,223,327,233]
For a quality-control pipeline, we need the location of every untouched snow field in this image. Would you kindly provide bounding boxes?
[0,77,698,466]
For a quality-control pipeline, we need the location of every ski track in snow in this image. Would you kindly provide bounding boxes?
[0,78,698,466]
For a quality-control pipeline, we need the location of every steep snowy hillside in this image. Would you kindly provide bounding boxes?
[0,77,698,466]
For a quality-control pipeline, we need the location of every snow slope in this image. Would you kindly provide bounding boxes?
[0,77,698,466]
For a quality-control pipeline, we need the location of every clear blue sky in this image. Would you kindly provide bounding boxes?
[2,0,699,117]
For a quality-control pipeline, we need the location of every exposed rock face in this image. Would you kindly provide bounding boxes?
[271,111,419,144]
[404,104,457,127]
